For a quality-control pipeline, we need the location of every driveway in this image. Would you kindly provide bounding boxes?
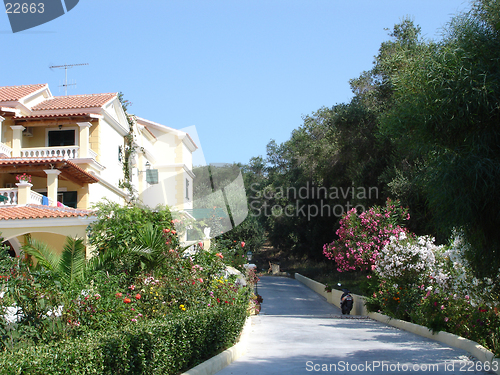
[216,276,493,375]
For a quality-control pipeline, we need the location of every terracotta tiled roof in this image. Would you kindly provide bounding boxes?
[0,204,94,220]
[12,112,101,120]
[0,84,47,102]
[31,93,116,111]
[0,158,99,184]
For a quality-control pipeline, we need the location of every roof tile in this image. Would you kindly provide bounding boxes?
[31,93,116,111]
[0,84,47,102]
[12,112,100,120]
[0,204,94,220]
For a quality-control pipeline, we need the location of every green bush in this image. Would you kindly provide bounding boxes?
[0,305,247,375]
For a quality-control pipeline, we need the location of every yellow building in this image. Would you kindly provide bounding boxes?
[0,84,196,256]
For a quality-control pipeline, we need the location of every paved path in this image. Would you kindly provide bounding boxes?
[216,276,493,375]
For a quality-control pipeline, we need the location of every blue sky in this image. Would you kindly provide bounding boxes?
[1,0,470,166]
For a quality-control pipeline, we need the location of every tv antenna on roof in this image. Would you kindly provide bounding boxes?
[49,63,89,96]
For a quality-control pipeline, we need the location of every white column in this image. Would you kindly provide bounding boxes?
[10,125,25,157]
[77,122,92,158]
[15,182,32,205]
[44,170,61,206]
[0,116,5,143]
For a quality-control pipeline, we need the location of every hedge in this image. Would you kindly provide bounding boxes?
[0,304,247,375]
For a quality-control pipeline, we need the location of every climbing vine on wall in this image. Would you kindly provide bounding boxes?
[118,92,139,204]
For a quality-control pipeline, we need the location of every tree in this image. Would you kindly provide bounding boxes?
[22,236,87,289]
[380,0,500,278]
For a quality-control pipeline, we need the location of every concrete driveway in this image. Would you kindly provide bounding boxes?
[216,276,493,375]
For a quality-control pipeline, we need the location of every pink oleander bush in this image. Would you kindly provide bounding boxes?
[323,200,499,355]
[323,198,410,272]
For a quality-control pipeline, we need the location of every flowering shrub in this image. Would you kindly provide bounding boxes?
[15,173,31,183]
[376,232,450,289]
[366,233,450,320]
[212,240,248,271]
[0,222,253,358]
[365,230,500,356]
[323,199,410,272]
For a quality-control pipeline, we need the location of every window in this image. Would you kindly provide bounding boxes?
[40,191,77,208]
[48,130,76,147]
[186,178,190,200]
[58,191,78,208]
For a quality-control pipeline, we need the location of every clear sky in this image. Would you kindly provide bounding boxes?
[1,0,471,166]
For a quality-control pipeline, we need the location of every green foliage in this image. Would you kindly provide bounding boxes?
[22,237,87,290]
[117,92,139,203]
[379,2,500,278]
[87,201,175,277]
[0,251,69,351]
[0,305,247,375]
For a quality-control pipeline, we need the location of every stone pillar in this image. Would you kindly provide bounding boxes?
[16,182,32,205]
[0,116,4,143]
[137,153,145,198]
[10,125,25,157]
[203,238,211,250]
[77,122,92,158]
[44,170,61,206]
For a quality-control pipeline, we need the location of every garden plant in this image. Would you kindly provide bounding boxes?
[0,203,254,374]
[324,201,500,357]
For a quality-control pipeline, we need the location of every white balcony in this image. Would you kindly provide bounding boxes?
[0,143,12,157]
[20,146,80,159]
[17,146,97,160]
[0,188,54,206]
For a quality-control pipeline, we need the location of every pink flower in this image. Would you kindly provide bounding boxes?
[241,241,245,247]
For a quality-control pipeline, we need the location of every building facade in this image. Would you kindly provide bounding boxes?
[0,84,196,256]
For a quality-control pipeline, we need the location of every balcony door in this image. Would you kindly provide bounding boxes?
[48,129,76,147]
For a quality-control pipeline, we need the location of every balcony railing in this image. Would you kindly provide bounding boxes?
[0,188,18,205]
[0,143,12,157]
[20,146,79,159]
[0,188,54,206]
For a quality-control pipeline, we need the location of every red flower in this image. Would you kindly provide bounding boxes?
[135,294,141,300]
[215,253,223,259]
[241,241,245,247]
[123,298,132,304]
[115,292,123,298]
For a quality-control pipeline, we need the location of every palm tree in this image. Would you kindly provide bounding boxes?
[131,222,172,272]
[22,236,87,289]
